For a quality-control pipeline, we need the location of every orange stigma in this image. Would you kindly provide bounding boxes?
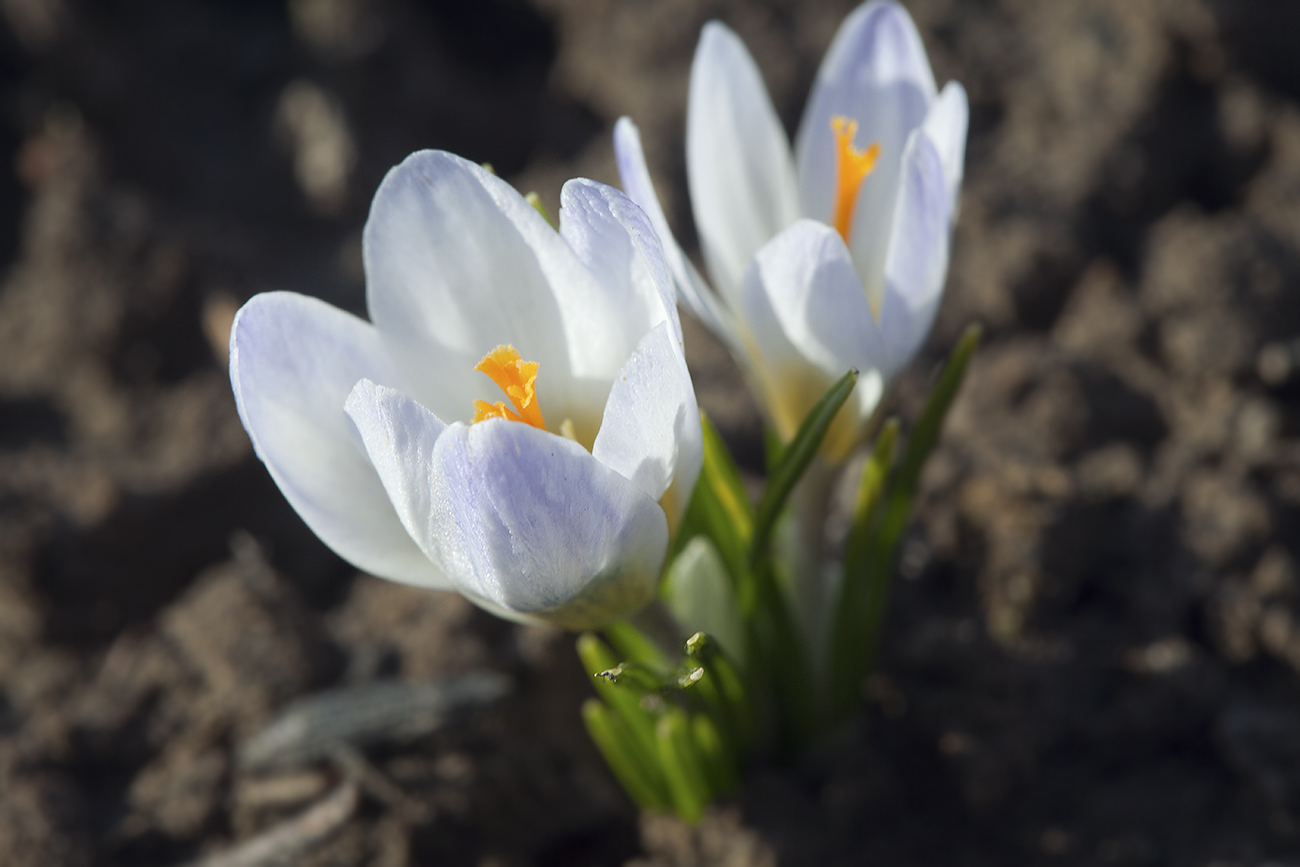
[829,116,880,243]
[471,344,547,430]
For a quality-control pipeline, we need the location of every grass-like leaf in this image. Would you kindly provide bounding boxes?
[671,412,755,585]
[577,633,662,782]
[582,699,671,810]
[684,632,751,749]
[828,417,899,718]
[829,325,981,720]
[691,712,738,794]
[605,620,672,673]
[748,368,858,573]
[656,707,711,823]
[742,369,858,742]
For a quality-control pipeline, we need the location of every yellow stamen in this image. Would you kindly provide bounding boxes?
[829,116,880,243]
[472,400,522,424]
[473,344,547,430]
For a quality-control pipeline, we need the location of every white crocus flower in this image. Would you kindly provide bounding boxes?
[615,0,967,459]
[229,150,702,630]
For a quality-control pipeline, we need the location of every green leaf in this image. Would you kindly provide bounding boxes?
[684,634,747,711]
[885,325,981,536]
[735,370,858,744]
[691,712,738,795]
[656,707,711,823]
[829,325,981,720]
[748,368,858,573]
[683,632,751,749]
[582,699,671,810]
[699,413,755,540]
[577,633,661,772]
[829,417,899,717]
[852,418,900,537]
[671,412,755,586]
[589,627,713,698]
[592,660,683,694]
[763,427,785,476]
[747,577,814,745]
[605,620,672,673]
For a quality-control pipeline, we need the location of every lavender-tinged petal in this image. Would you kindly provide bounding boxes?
[592,322,702,531]
[688,21,801,303]
[880,129,952,377]
[613,117,743,353]
[364,150,637,428]
[795,1,938,310]
[559,178,683,353]
[922,81,969,217]
[363,150,571,422]
[230,291,451,589]
[343,378,446,563]
[738,220,886,455]
[428,419,668,630]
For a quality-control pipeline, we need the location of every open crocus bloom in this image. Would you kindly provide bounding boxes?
[615,0,967,459]
[230,151,702,630]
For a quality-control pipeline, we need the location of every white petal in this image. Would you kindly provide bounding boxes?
[229,292,451,589]
[687,22,800,304]
[363,150,568,422]
[341,381,531,624]
[363,150,625,428]
[613,117,743,354]
[346,381,666,628]
[880,130,952,377]
[739,220,886,455]
[430,419,667,629]
[342,378,446,562]
[663,537,747,666]
[795,1,938,309]
[922,81,968,216]
[592,322,702,531]
[559,177,682,353]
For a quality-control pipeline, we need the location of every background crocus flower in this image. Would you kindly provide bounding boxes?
[615,0,967,458]
[229,150,702,630]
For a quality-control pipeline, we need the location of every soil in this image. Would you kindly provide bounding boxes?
[1,0,1298,864]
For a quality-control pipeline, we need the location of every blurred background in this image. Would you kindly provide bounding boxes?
[1,0,1299,864]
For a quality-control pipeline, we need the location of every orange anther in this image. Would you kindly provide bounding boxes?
[829,116,880,243]
[473,345,546,430]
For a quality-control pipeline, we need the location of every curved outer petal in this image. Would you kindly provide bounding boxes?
[559,178,682,355]
[613,117,741,352]
[687,21,800,305]
[341,379,446,561]
[433,420,668,630]
[346,380,668,630]
[363,150,630,430]
[229,292,451,589]
[738,220,886,458]
[558,178,693,447]
[880,129,952,377]
[592,321,702,532]
[922,81,969,217]
[795,1,937,311]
